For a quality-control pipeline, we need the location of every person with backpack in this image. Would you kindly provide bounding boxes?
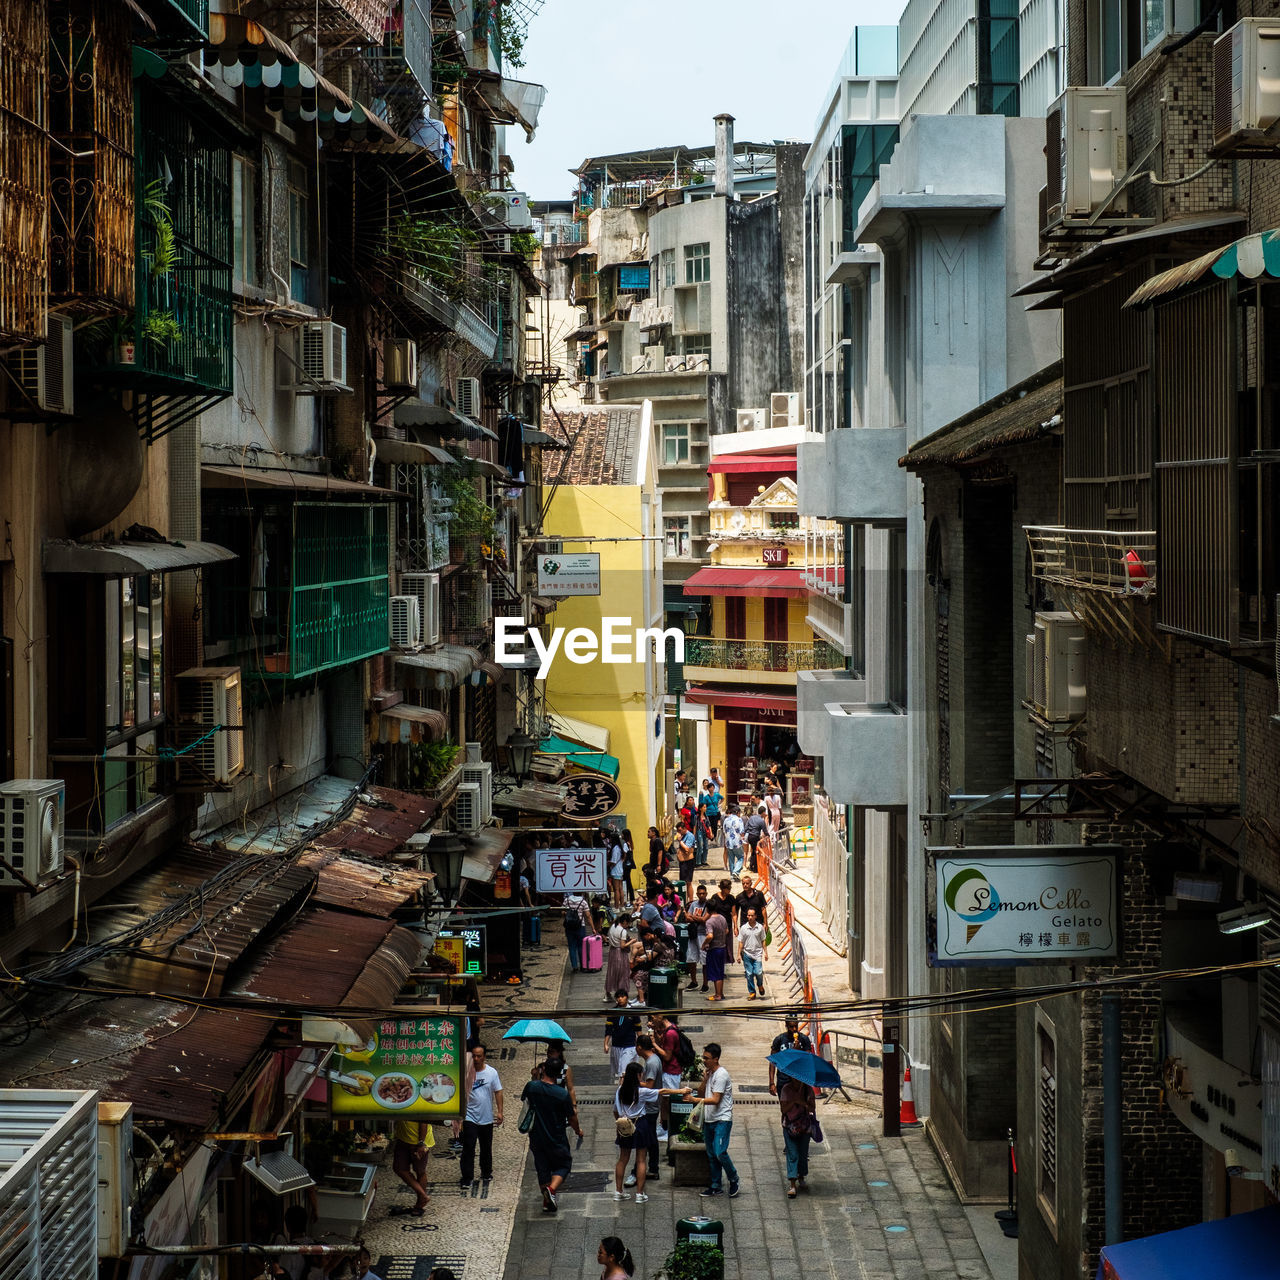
[680,883,711,992]
[648,1011,692,1089]
[745,804,769,874]
[521,1057,582,1213]
[778,1076,817,1197]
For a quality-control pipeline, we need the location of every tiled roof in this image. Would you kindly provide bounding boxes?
[545,406,644,486]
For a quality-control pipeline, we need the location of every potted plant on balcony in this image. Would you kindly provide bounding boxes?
[409,739,462,797]
[444,471,496,565]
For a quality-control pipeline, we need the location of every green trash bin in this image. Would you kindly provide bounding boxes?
[675,1217,725,1279]
[647,965,681,1011]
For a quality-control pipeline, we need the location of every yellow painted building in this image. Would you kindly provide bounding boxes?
[540,403,664,835]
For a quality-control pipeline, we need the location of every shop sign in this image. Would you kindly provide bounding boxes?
[560,773,621,820]
[536,846,608,894]
[762,546,789,566]
[932,848,1118,963]
[330,1016,464,1118]
[433,926,487,979]
[537,552,600,596]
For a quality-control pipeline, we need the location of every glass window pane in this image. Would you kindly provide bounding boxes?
[135,576,150,726]
[120,578,136,731]
[135,731,159,810]
[150,575,164,719]
[104,581,120,732]
[103,743,129,829]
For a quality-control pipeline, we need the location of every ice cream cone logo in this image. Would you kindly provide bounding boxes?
[944,868,1000,945]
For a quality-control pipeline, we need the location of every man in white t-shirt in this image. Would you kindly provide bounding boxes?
[460,1043,503,1186]
[692,1042,739,1198]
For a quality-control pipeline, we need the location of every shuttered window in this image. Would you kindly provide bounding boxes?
[1036,1015,1058,1229]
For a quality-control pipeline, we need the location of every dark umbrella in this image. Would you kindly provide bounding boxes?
[766,1049,843,1089]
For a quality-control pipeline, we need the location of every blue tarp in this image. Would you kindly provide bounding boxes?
[1097,1206,1280,1279]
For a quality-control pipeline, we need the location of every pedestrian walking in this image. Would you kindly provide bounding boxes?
[459,1043,502,1187]
[703,778,721,847]
[690,1043,739,1199]
[604,991,640,1080]
[676,819,697,887]
[768,1016,815,1094]
[625,1034,663,1187]
[678,884,709,991]
[738,908,768,998]
[612,1061,688,1201]
[563,890,597,974]
[542,1039,578,1106]
[598,1237,636,1279]
[389,1118,432,1216]
[521,1058,582,1213]
[700,906,729,1002]
[745,805,768,874]
[765,783,783,836]
[779,1076,817,1197]
[606,825,628,908]
[721,804,745,879]
[605,912,633,1001]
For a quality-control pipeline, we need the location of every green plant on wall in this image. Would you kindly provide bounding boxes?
[408,739,461,789]
[389,215,479,300]
[141,310,182,347]
[509,231,537,260]
[654,1242,725,1280]
[443,470,496,540]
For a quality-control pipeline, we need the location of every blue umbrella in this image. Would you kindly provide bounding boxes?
[767,1049,842,1089]
[503,1018,572,1044]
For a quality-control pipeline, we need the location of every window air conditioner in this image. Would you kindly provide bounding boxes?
[455,781,483,834]
[279,320,350,393]
[737,409,767,432]
[1025,612,1087,722]
[0,779,64,886]
[456,376,481,419]
[399,572,440,646]
[384,339,419,392]
[460,761,493,824]
[175,668,245,785]
[7,315,75,415]
[664,355,686,372]
[1044,87,1128,221]
[771,392,802,428]
[685,354,710,372]
[390,594,422,648]
[1213,19,1280,152]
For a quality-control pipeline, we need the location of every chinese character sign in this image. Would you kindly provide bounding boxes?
[560,774,621,820]
[330,1016,464,1118]
[536,847,608,895]
[537,552,601,597]
[933,850,1118,963]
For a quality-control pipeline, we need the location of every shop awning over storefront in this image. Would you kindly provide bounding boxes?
[296,848,433,918]
[538,733,621,779]
[460,827,516,885]
[1126,227,1280,307]
[1097,1206,1280,1280]
[682,687,797,717]
[43,538,236,575]
[548,712,610,752]
[376,702,449,744]
[682,567,809,599]
[707,455,799,475]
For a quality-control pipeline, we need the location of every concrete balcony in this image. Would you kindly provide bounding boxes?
[798,428,908,522]
[684,636,843,687]
[805,590,855,655]
[796,669,864,759]
[821,702,908,806]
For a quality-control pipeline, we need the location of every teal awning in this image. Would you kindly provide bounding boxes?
[1126,229,1280,308]
[537,734,621,780]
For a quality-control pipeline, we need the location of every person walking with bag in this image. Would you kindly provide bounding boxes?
[676,818,696,889]
[604,991,640,1081]
[520,1058,582,1213]
[779,1076,817,1197]
[563,891,597,975]
[611,1060,688,1202]
[605,912,633,1002]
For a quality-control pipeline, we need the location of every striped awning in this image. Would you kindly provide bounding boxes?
[205,15,397,143]
[1125,229,1280,308]
[377,703,448,744]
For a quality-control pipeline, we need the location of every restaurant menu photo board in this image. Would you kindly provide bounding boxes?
[330,1016,464,1118]
[433,925,487,980]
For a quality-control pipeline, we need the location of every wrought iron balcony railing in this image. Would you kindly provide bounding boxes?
[1025,526,1157,596]
[685,636,845,673]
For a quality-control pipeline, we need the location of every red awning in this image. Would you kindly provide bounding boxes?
[707,455,798,474]
[682,687,797,719]
[682,567,809,599]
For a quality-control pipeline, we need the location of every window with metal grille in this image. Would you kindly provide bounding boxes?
[1036,1015,1058,1228]
[684,242,711,285]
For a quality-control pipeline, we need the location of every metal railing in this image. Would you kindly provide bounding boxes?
[1025,525,1157,596]
[684,636,844,673]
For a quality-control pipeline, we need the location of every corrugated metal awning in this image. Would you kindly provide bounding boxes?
[202,465,402,500]
[297,848,433,918]
[393,398,499,441]
[308,785,439,859]
[377,702,449,744]
[547,712,610,752]
[460,828,515,885]
[43,538,236,575]
[1125,228,1280,308]
[682,567,809,599]
[396,646,477,690]
[375,439,456,466]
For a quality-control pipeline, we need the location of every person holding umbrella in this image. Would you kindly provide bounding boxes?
[765,1044,843,1198]
[768,1016,813,1095]
[521,1057,582,1213]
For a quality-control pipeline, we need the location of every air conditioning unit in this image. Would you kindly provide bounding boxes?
[1045,87,1128,221]
[455,781,483,834]
[279,320,350,393]
[771,392,802,428]
[7,314,74,415]
[500,191,533,229]
[631,353,654,374]
[384,338,418,391]
[399,572,440,646]
[460,761,493,824]
[737,409,767,432]
[1213,19,1280,152]
[390,594,422,648]
[175,668,245,785]
[686,353,710,372]
[465,741,483,763]
[1025,612,1087,722]
[456,375,482,419]
[0,780,64,886]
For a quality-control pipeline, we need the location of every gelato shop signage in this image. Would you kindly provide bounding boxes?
[931,848,1118,963]
[330,1016,464,1118]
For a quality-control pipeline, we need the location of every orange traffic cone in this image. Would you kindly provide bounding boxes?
[900,1065,920,1126]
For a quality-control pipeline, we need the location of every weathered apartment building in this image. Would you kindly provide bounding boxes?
[0,0,555,1267]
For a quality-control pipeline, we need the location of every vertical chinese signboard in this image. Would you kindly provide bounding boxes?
[535,847,609,895]
[330,1016,464,1118]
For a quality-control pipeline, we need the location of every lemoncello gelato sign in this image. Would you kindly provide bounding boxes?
[934,851,1118,961]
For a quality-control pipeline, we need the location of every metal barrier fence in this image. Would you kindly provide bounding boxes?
[812,798,848,953]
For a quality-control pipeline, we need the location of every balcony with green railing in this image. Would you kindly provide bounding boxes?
[684,636,845,685]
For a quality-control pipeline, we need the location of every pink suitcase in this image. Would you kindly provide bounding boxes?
[581,934,603,971]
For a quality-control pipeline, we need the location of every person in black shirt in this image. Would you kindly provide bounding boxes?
[707,879,737,965]
[769,1016,815,1094]
[744,806,769,873]
[734,874,767,928]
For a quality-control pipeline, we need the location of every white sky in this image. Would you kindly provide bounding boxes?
[509,0,906,202]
